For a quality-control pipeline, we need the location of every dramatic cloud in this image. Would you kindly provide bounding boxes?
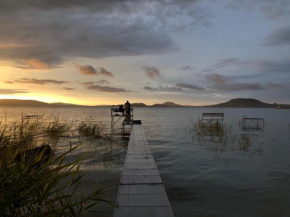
[3,81,15,84]
[264,26,290,46]
[202,58,244,73]
[63,87,75,91]
[227,0,290,19]
[81,80,128,92]
[96,79,111,85]
[0,0,210,67]
[81,81,95,86]
[144,86,183,92]
[8,58,50,70]
[78,65,98,76]
[99,68,114,77]
[203,72,284,92]
[254,60,290,74]
[267,83,284,90]
[15,59,49,69]
[77,65,114,77]
[212,83,265,91]
[181,66,195,71]
[80,80,111,86]
[211,82,284,92]
[202,59,290,75]
[86,85,127,93]
[0,89,28,94]
[0,43,33,48]
[205,73,232,84]
[176,83,204,90]
[13,78,68,85]
[142,66,161,79]
[204,72,284,92]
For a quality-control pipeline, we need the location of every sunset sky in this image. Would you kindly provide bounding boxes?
[0,0,290,105]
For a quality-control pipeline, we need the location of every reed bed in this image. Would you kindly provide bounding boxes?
[0,117,120,216]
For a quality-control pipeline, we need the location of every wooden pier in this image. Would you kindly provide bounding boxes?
[114,122,174,217]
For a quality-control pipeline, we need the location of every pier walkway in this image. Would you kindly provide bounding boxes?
[114,122,174,217]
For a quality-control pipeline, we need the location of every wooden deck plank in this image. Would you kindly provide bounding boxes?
[118,194,170,207]
[119,184,165,195]
[115,207,173,217]
[122,169,159,176]
[114,124,174,217]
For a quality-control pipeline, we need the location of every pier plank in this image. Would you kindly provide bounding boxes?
[114,124,174,217]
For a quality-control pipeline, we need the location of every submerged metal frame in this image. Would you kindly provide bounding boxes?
[199,113,224,131]
[21,113,44,124]
[239,117,265,131]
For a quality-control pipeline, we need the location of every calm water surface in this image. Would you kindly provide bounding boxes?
[2,106,290,217]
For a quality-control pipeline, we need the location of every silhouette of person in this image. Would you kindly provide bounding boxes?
[125,100,131,118]
[119,104,124,114]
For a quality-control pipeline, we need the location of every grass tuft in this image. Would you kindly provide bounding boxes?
[0,117,116,216]
[77,121,105,139]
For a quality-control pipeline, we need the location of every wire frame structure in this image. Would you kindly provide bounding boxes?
[196,113,225,143]
[111,107,134,138]
[198,113,224,130]
[21,113,44,124]
[239,117,265,132]
[111,108,133,126]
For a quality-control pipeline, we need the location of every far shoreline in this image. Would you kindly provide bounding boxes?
[0,98,288,108]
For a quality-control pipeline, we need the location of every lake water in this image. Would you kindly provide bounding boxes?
[1,106,290,217]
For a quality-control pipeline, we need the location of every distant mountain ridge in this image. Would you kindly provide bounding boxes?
[131,103,147,107]
[0,99,83,107]
[50,102,84,107]
[151,102,182,107]
[208,98,276,108]
[0,99,48,106]
[0,98,288,108]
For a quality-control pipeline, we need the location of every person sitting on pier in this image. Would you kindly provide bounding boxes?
[125,100,131,119]
[118,104,124,114]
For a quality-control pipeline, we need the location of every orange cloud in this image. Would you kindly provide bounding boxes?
[142,66,161,79]
[78,65,98,75]
[76,64,114,77]
[0,89,28,94]
[13,78,68,85]
[99,68,114,77]
[21,59,49,69]
[63,87,75,90]
[0,43,33,48]
[86,85,127,92]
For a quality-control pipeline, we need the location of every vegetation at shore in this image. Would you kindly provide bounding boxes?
[0,117,119,216]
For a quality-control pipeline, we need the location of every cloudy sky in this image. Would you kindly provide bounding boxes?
[0,0,290,105]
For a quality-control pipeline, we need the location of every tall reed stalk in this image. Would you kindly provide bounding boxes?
[0,120,113,216]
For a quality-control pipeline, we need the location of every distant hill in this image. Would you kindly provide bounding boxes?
[0,99,84,107]
[131,103,147,107]
[208,98,276,108]
[50,102,84,107]
[151,101,182,107]
[0,99,49,106]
